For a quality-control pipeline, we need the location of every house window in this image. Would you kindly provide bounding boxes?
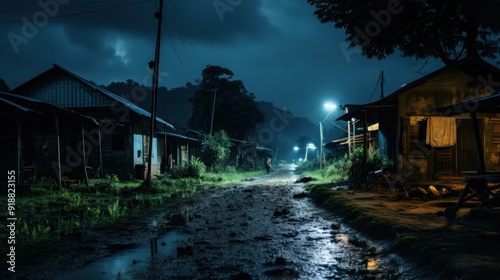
[111,134,126,151]
[180,144,188,163]
[493,122,500,144]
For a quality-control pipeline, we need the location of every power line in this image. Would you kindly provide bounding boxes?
[0,0,117,15]
[367,72,381,102]
[169,0,199,80]
[150,0,200,84]
[0,0,151,23]
[170,0,205,70]
[384,78,398,94]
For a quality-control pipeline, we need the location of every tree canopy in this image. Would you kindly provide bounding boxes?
[307,0,500,64]
[200,130,232,172]
[188,65,265,140]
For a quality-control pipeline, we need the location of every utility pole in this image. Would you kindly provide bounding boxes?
[210,89,217,135]
[146,0,164,184]
[380,71,384,99]
[319,121,324,170]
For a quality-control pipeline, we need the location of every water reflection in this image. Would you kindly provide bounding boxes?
[56,229,188,280]
[335,233,349,244]
[366,258,379,270]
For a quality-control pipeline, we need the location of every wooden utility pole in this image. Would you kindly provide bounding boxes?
[380,71,384,99]
[146,0,164,184]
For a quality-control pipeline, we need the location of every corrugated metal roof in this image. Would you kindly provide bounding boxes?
[336,57,500,122]
[0,92,98,125]
[256,146,273,153]
[52,64,174,129]
[157,131,199,142]
[435,90,500,115]
[0,95,41,113]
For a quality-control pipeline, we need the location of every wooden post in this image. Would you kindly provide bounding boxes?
[363,109,368,186]
[55,112,61,188]
[146,0,164,183]
[98,127,103,179]
[81,123,89,186]
[16,114,22,184]
[163,124,167,173]
[470,112,486,175]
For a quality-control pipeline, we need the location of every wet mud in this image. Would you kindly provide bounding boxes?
[8,168,428,279]
[132,170,420,279]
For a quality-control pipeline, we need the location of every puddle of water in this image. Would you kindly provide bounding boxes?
[335,233,349,244]
[56,229,188,280]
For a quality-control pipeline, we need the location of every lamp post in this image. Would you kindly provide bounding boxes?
[294,143,316,162]
[320,103,336,170]
[304,143,316,161]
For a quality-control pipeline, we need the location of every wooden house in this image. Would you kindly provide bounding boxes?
[11,64,175,180]
[157,132,200,173]
[337,57,500,178]
[0,92,99,186]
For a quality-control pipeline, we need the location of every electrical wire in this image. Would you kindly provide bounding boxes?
[170,0,205,70]
[150,0,200,84]
[367,72,381,102]
[169,0,200,81]
[384,79,398,94]
[0,0,113,15]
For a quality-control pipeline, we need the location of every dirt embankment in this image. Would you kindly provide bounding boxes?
[308,185,500,280]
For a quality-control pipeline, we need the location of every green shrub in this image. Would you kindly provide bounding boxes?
[348,146,393,183]
[31,177,58,193]
[324,156,350,182]
[295,160,318,172]
[172,156,206,178]
[323,147,392,184]
[200,130,232,171]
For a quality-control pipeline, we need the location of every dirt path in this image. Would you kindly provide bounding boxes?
[130,169,424,279]
[8,167,457,279]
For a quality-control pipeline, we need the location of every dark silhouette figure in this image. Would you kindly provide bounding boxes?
[265,157,271,174]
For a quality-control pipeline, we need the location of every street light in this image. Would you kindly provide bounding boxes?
[320,103,353,170]
[293,143,316,162]
[304,143,316,161]
[320,103,337,171]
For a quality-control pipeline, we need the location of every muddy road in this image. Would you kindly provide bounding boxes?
[31,166,430,280]
[124,167,425,280]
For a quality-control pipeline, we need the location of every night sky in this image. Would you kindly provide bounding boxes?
[0,0,444,123]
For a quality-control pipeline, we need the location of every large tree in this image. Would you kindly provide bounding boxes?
[307,0,500,64]
[188,66,265,140]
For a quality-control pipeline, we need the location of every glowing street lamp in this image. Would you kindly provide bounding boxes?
[320,102,337,170]
[304,143,316,161]
[293,144,316,161]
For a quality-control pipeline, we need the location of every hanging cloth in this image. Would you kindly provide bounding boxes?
[425,117,456,147]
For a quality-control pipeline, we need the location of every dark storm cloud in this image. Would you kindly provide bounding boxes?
[0,0,444,123]
[0,0,278,87]
[2,0,276,52]
[167,0,279,43]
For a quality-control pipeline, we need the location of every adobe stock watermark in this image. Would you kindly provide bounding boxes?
[213,0,243,21]
[51,65,171,178]
[339,0,403,63]
[7,0,71,54]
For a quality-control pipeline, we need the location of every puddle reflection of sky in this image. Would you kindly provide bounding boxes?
[55,229,187,280]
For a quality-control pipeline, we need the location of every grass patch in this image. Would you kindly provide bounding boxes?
[308,184,409,240]
[390,232,420,251]
[0,168,263,251]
